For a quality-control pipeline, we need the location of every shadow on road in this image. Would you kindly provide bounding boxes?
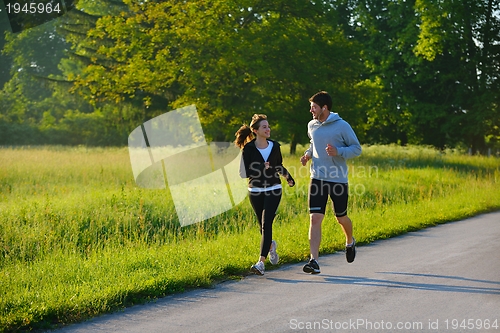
[267,272,500,295]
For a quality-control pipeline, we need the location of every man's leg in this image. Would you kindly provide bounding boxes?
[309,213,325,259]
[331,183,353,245]
[336,215,353,245]
[304,179,328,273]
[337,214,356,263]
[331,183,356,263]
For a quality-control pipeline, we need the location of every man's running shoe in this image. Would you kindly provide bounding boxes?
[251,261,265,276]
[269,240,279,265]
[303,258,320,274]
[346,237,356,263]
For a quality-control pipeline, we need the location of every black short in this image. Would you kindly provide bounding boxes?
[308,179,348,217]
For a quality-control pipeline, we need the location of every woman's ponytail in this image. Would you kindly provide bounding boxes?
[234,125,253,149]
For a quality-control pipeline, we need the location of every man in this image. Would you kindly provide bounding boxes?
[300,91,362,274]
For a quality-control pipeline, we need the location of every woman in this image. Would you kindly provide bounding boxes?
[235,114,295,276]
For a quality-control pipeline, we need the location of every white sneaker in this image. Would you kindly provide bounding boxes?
[269,240,279,265]
[251,261,265,275]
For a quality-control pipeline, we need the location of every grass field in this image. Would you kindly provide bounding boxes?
[0,144,499,332]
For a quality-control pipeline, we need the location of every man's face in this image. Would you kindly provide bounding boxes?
[310,102,326,120]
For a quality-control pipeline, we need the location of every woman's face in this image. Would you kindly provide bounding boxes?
[254,120,271,139]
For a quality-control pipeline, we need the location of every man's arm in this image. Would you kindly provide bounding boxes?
[337,122,362,159]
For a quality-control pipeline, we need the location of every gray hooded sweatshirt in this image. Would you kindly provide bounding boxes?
[305,112,362,183]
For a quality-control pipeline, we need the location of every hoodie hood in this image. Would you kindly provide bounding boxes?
[311,112,342,128]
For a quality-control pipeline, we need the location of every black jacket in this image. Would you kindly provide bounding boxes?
[240,139,294,188]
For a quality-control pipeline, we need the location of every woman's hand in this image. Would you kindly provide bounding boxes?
[300,154,310,166]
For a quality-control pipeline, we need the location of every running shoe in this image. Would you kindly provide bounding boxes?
[251,261,265,276]
[346,237,356,263]
[303,258,321,274]
[269,240,279,265]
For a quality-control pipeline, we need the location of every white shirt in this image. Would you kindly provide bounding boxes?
[257,140,273,161]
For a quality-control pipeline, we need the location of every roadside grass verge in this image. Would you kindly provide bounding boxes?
[0,144,499,332]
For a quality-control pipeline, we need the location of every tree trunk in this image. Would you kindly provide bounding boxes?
[290,133,297,155]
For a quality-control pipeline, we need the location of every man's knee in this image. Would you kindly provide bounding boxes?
[310,213,324,226]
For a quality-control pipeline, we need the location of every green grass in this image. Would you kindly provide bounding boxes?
[0,144,499,332]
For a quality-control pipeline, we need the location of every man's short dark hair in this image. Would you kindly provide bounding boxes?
[309,91,332,111]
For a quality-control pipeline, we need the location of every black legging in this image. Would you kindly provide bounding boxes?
[249,188,282,258]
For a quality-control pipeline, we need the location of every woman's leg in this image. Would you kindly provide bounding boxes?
[249,192,265,234]
[249,192,267,269]
[259,189,282,258]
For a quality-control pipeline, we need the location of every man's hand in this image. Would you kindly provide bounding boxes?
[326,144,338,156]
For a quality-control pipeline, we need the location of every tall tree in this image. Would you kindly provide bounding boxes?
[1,18,66,125]
[350,0,500,150]
[0,10,13,90]
[351,0,420,145]
[71,0,365,153]
[0,0,138,145]
[412,0,500,150]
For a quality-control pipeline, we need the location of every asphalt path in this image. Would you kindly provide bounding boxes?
[54,211,500,333]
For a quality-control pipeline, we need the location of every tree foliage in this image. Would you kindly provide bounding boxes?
[0,0,499,152]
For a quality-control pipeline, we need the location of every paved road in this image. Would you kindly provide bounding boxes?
[55,212,500,333]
